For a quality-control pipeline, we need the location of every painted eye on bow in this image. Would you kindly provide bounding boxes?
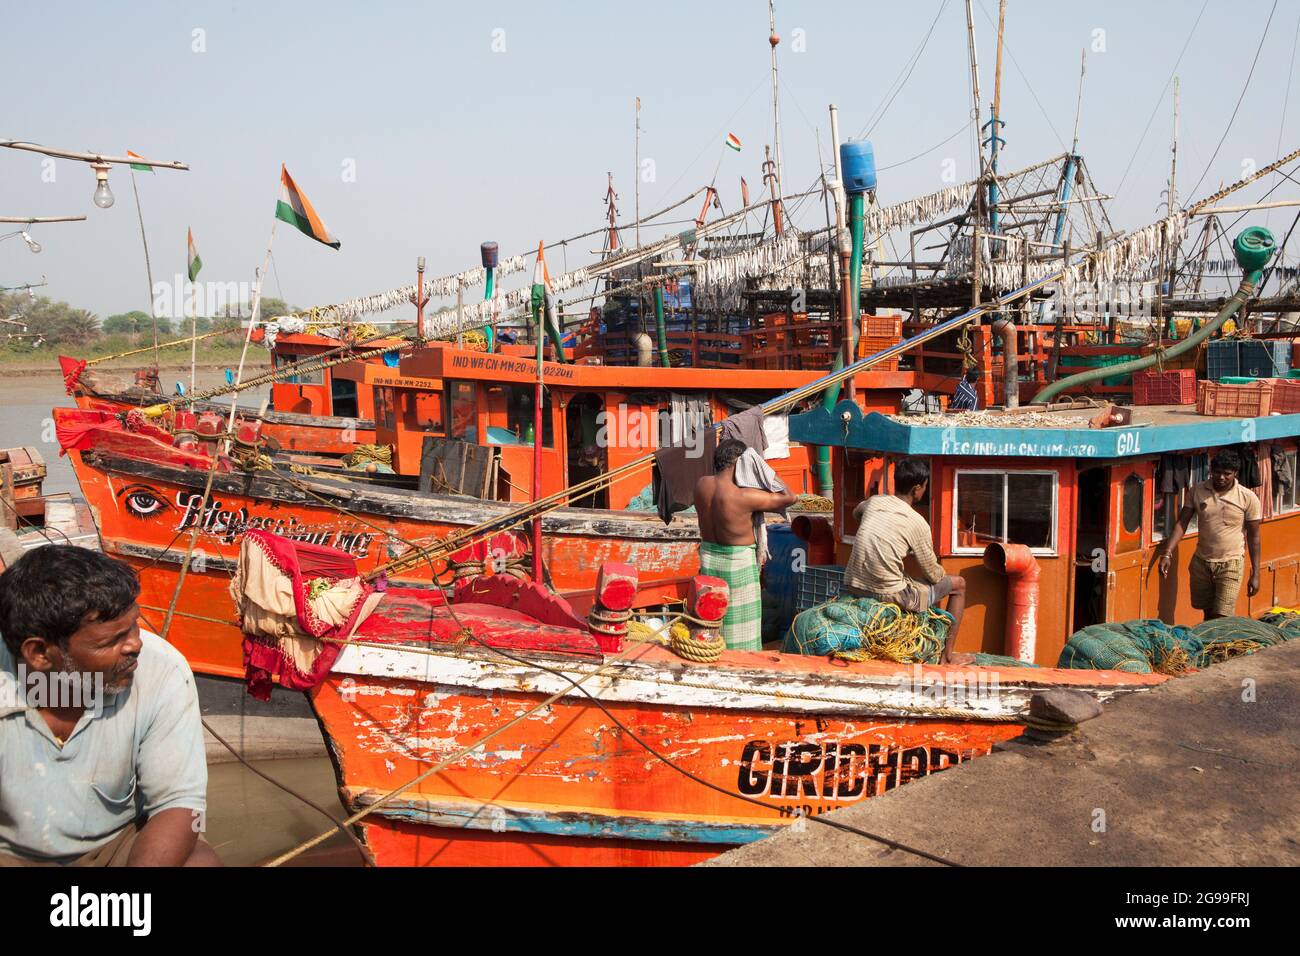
[117,484,171,520]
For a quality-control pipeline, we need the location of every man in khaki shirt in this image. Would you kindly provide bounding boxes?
[1157,449,1262,619]
[843,458,968,663]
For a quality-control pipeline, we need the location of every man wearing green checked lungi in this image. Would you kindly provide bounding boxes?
[694,439,796,651]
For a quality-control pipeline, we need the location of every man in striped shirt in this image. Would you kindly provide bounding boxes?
[842,458,969,663]
[949,368,979,411]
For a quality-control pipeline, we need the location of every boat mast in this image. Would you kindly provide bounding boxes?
[986,0,1007,239]
[964,0,985,306]
[634,97,642,249]
[768,0,785,235]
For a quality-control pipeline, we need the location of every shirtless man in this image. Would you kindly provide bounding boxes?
[694,438,795,651]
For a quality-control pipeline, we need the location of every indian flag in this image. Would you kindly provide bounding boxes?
[127,150,153,173]
[725,133,742,152]
[275,165,341,249]
[532,241,551,291]
[530,241,551,312]
[187,229,202,282]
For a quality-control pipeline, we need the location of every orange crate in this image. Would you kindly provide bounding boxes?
[862,315,902,339]
[1272,379,1300,414]
[858,335,898,370]
[1196,380,1273,417]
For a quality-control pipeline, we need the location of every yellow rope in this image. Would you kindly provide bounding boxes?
[669,620,725,663]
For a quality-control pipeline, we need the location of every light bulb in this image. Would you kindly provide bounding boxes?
[91,163,115,208]
[21,231,41,254]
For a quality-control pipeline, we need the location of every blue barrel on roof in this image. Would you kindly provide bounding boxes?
[840,140,877,194]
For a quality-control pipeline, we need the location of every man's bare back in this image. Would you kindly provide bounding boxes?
[695,469,794,545]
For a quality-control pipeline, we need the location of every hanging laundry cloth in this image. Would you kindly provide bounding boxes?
[1272,444,1294,497]
[1157,454,1192,494]
[1231,444,1261,488]
[733,447,792,563]
[653,431,717,525]
[718,405,768,454]
[762,411,791,461]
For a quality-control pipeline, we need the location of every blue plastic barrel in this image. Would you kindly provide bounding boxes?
[761,524,801,645]
[840,140,877,194]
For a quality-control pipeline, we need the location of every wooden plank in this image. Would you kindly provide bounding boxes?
[0,463,15,532]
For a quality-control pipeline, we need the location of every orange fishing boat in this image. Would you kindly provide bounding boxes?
[226,529,1161,867]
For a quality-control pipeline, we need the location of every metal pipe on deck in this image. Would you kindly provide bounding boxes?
[1033,226,1276,404]
[984,542,1040,664]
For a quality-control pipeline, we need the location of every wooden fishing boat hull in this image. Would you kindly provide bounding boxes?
[58,414,702,678]
[72,391,378,455]
[311,640,1160,866]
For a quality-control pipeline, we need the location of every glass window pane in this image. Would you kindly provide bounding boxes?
[1121,473,1143,534]
[449,382,477,442]
[956,473,1004,549]
[1007,473,1054,549]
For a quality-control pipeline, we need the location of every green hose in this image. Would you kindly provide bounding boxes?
[483,268,495,352]
[654,285,671,368]
[1031,227,1275,405]
[815,191,866,493]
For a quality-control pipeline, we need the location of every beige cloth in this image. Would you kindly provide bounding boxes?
[844,494,945,603]
[1189,479,1261,561]
[230,540,383,673]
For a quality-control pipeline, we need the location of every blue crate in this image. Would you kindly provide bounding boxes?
[1207,339,1239,380]
[1237,339,1291,378]
[793,564,845,613]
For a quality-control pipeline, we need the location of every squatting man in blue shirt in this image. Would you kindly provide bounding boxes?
[0,545,218,866]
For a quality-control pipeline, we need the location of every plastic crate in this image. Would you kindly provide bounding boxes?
[793,564,845,613]
[1196,380,1273,417]
[1206,339,1240,380]
[862,315,902,339]
[1238,339,1291,378]
[1273,380,1300,415]
[858,335,898,370]
[1132,369,1196,405]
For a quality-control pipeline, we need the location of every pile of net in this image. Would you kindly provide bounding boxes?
[784,596,954,663]
[1058,612,1300,675]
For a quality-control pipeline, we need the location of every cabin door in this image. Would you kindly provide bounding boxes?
[1105,465,1150,623]
[1071,466,1109,631]
[565,393,607,509]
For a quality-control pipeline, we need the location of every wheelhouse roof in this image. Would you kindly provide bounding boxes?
[790,400,1300,460]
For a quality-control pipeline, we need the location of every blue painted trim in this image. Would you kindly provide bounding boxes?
[363,798,775,845]
[789,401,1300,460]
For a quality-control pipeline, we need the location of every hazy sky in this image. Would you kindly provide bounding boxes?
[2,0,1296,318]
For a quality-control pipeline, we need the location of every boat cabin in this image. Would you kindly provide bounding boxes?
[790,400,1300,667]
[353,344,829,509]
[266,330,411,421]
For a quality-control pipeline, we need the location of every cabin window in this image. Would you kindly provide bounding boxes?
[273,353,324,385]
[448,381,478,442]
[374,387,396,431]
[1121,473,1143,535]
[330,377,359,419]
[491,384,554,448]
[953,469,1057,555]
[1273,448,1299,513]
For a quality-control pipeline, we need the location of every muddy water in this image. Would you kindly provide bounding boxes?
[205,757,363,867]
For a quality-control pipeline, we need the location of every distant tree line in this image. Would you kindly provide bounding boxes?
[0,292,298,350]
